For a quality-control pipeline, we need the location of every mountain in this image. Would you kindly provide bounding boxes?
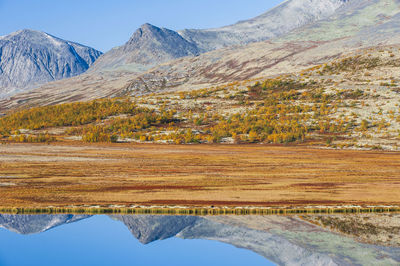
[115,0,400,95]
[178,0,349,52]
[0,214,90,235]
[0,29,102,97]
[2,0,400,110]
[90,0,350,73]
[279,0,399,42]
[89,23,200,72]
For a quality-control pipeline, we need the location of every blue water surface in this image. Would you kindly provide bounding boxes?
[0,215,274,266]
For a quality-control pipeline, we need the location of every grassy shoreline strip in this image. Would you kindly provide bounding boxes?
[0,206,399,216]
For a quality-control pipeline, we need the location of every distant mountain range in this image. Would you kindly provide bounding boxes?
[2,0,400,110]
[0,29,102,97]
[0,0,351,101]
[90,0,349,73]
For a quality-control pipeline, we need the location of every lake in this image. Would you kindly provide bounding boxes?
[0,214,399,265]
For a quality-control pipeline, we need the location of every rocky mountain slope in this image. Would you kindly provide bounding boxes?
[89,24,200,72]
[90,0,350,73]
[0,29,102,98]
[179,0,349,52]
[122,0,400,95]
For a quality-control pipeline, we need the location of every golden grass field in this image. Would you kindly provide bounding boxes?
[0,143,400,209]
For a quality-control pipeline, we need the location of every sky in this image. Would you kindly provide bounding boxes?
[0,0,283,52]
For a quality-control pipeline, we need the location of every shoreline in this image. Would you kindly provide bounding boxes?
[1,205,399,216]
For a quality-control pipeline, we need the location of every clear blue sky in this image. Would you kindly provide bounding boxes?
[0,0,283,52]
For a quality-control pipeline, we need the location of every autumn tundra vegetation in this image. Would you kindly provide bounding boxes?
[0,79,352,145]
[1,50,400,151]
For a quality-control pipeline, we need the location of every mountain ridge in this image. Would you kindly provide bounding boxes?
[88,0,351,73]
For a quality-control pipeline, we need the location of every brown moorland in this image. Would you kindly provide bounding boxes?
[0,143,399,209]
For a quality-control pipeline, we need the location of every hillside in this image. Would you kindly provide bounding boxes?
[1,46,400,150]
[122,0,400,96]
[1,1,400,151]
[0,29,102,98]
[178,0,349,51]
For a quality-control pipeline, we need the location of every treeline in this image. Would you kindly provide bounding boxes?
[0,98,140,135]
[75,109,176,143]
[8,133,56,143]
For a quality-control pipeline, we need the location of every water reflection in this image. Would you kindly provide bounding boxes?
[0,214,89,234]
[0,213,399,265]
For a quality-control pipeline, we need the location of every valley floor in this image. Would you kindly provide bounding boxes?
[0,143,399,209]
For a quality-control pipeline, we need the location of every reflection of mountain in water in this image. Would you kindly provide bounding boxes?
[1,213,400,265]
[111,215,400,266]
[109,215,199,244]
[0,214,89,235]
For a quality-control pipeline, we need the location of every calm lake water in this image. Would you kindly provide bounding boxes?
[0,214,399,266]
